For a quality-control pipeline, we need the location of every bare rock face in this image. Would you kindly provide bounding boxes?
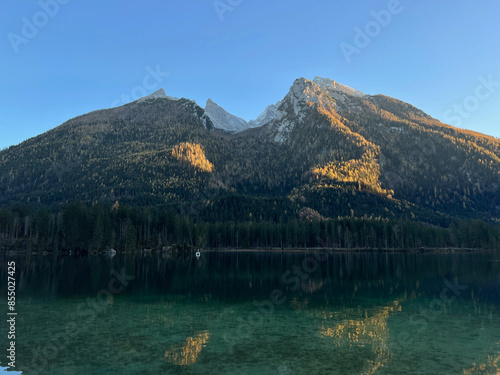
[248,101,282,128]
[204,98,248,133]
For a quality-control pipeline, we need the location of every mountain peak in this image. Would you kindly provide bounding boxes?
[150,88,167,97]
[205,98,223,110]
[134,88,182,103]
[284,78,324,113]
[292,77,314,88]
[313,76,364,97]
[205,98,248,133]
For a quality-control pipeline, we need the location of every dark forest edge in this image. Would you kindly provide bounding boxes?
[0,201,499,252]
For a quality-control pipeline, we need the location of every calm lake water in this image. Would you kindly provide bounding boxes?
[1,251,499,375]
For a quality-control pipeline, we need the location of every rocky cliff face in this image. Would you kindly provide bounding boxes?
[204,98,249,132]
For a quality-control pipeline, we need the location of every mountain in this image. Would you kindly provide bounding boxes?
[248,101,281,128]
[205,98,282,132]
[135,88,172,102]
[1,77,499,227]
[312,76,365,97]
[204,98,248,132]
[0,94,221,206]
[248,77,500,221]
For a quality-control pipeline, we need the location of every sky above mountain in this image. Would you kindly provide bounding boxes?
[1,0,499,149]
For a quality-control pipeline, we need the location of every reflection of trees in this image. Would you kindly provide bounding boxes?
[5,252,498,304]
[300,279,324,293]
[164,331,210,366]
[463,345,499,375]
[320,299,404,375]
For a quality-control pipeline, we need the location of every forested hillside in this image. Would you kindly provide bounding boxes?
[0,77,499,250]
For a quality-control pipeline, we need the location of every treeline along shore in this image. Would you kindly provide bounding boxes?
[0,202,499,252]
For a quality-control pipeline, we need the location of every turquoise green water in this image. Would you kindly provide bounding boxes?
[1,251,499,374]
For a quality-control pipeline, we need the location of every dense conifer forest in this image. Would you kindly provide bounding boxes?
[0,202,499,251]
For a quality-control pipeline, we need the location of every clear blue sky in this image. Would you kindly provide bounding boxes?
[1,0,499,149]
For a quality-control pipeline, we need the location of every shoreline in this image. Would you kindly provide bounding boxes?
[204,247,497,254]
[1,247,498,255]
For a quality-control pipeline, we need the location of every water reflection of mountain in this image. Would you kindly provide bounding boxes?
[463,349,499,374]
[2,252,498,305]
[164,331,211,366]
[319,299,404,375]
[0,251,498,374]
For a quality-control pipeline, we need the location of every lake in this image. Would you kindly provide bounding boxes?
[1,251,499,374]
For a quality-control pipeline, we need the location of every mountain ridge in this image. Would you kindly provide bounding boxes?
[0,76,499,227]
